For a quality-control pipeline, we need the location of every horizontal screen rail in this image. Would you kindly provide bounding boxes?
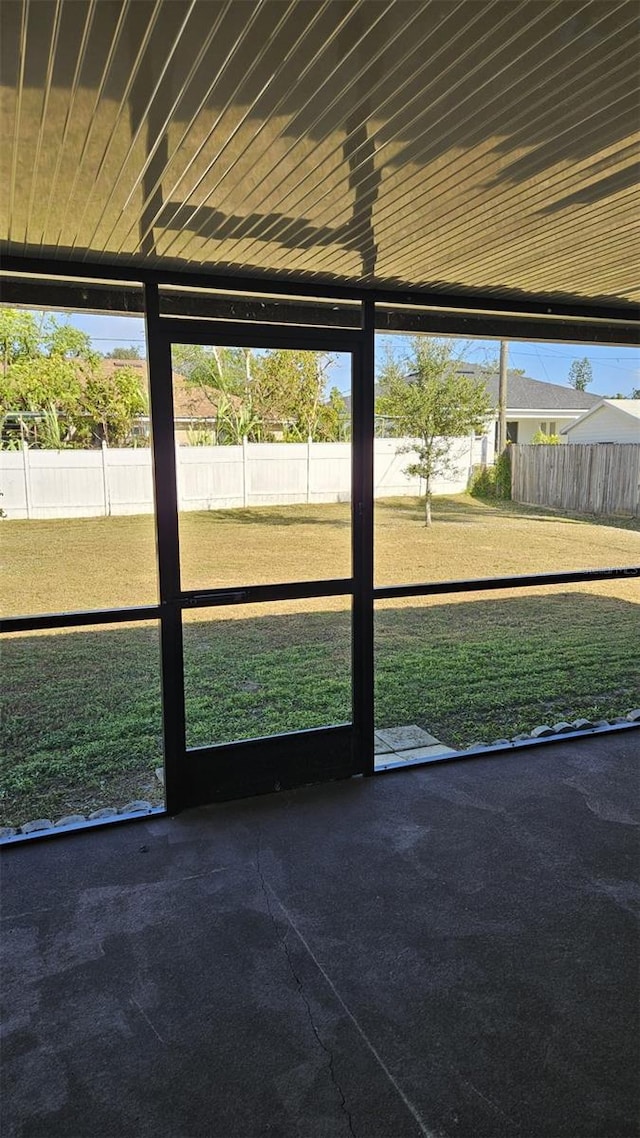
[375,307,640,346]
[375,566,640,601]
[4,566,637,632]
[186,721,351,757]
[0,604,163,635]
[157,315,363,349]
[179,578,354,608]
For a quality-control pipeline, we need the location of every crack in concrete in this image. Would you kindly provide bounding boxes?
[256,836,357,1138]
[457,1077,520,1131]
[130,996,166,1045]
[259,877,438,1138]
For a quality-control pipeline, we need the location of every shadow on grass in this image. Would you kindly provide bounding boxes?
[469,495,640,530]
[182,505,352,527]
[2,590,638,827]
[376,495,640,531]
[376,495,557,527]
[375,496,486,524]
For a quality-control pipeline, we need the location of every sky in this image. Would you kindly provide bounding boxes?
[34,310,640,399]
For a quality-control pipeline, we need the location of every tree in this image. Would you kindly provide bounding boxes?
[0,308,40,373]
[250,349,333,440]
[0,355,86,446]
[316,387,350,441]
[172,344,250,394]
[83,366,147,446]
[1,354,83,413]
[43,318,95,361]
[568,357,593,391]
[0,309,96,370]
[611,387,640,399]
[171,345,346,441]
[104,345,143,360]
[377,337,493,526]
[0,308,146,448]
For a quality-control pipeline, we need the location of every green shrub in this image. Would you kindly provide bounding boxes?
[469,465,496,498]
[495,447,512,499]
[469,447,512,501]
[532,430,561,444]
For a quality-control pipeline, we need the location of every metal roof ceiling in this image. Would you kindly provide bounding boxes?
[1,0,639,309]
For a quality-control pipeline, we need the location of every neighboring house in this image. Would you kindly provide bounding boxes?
[104,358,347,441]
[103,358,242,442]
[365,362,602,457]
[560,399,640,443]
[454,364,601,449]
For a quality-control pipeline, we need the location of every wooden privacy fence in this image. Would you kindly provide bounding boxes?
[511,443,640,517]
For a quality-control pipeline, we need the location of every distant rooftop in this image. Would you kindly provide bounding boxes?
[455,363,601,411]
[362,362,603,414]
[101,358,241,419]
[598,398,640,419]
[561,398,640,435]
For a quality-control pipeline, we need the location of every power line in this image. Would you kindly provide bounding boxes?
[534,348,552,384]
[463,347,638,373]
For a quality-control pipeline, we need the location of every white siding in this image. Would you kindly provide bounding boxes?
[510,416,576,444]
[566,405,640,444]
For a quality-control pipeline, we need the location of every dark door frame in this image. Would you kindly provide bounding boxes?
[145,285,375,809]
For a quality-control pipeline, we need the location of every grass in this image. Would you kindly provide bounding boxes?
[1,495,639,826]
[4,493,640,615]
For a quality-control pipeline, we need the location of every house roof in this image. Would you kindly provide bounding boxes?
[357,363,602,415]
[455,364,602,411]
[102,359,239,419]
[561,398,640,433]
[1,0,638,310]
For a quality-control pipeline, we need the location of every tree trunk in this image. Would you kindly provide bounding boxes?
[424,489,432,527]
[244,348,252,402]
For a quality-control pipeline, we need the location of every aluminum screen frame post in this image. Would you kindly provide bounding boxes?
[351,300,376,775]
[144,282,187,814]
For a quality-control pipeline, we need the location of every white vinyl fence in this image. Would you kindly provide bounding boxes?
[0,437,484,520]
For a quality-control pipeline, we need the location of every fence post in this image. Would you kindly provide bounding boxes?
[101,440,111,516]
[307,435,312,504]
[22,441,32,519]
[242,436,248,507]
[175,439,182,511]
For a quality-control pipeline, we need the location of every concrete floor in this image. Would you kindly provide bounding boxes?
[2,732,639,1138]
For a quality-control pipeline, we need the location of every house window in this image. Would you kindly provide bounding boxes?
[540,421,547,435]
[494,421,519,446]
[549,421,557,435]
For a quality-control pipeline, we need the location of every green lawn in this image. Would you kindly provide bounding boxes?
[1,495,639,826]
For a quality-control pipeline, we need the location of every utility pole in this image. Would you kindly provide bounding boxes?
[498,340,508,453]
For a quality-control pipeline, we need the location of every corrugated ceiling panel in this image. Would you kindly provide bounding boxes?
[0,0,638,306]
